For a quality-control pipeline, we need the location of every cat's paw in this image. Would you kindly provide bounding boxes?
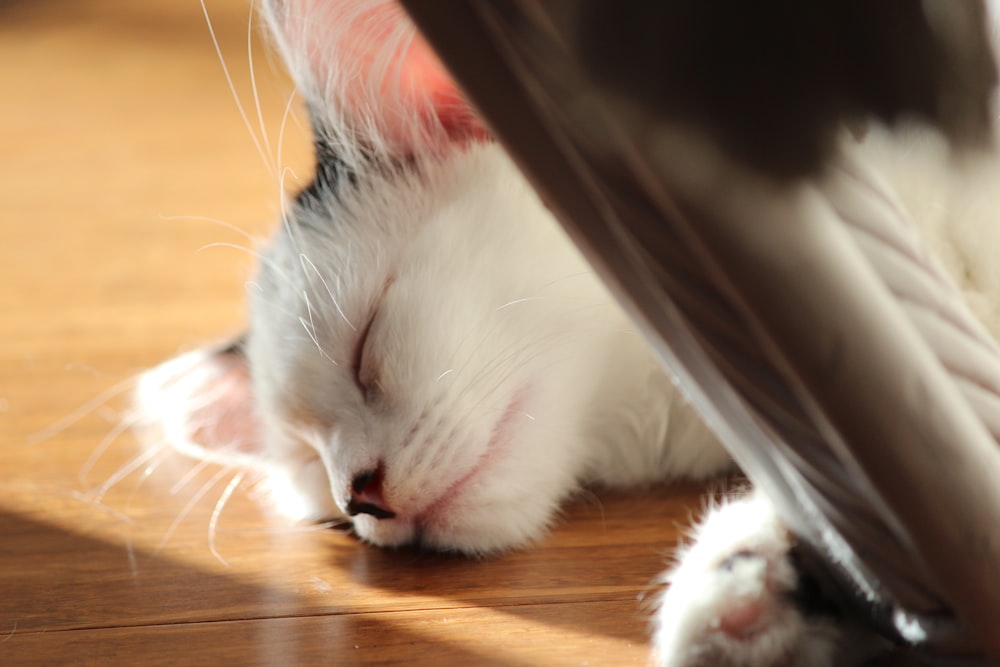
[258,455,340,522]
[653,493,842,667]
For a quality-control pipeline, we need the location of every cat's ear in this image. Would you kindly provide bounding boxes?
[261,0,488,156]
[133,340,264,469]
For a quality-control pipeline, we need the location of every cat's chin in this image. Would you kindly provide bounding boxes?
[351,508,547,556]
[348,386,556,555]
[351,478,551,555]
[350,514,420,550]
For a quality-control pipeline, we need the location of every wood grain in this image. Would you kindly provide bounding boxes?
[0,1,717,664]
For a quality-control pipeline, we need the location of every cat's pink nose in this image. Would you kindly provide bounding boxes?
[346,465,395,520]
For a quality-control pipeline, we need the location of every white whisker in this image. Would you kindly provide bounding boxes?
[301,290,339,364]
[69,489,136,525]
[298,314,338,365]
[245,0,274,166]
[209,471,245,567]
[277,165,313,268]
[169,447,226,495]
[89,445,162,508]
[156,466,232,554]
[159,214,259,243]
[195,240,266,263]
[275,89,298,193]
[78,415,136,482]
[279,164,302,198]
[26,376,136,445]
[162,460,204,496]
[119,452,171,513]
[95,404,119,423]
[279,179,299,251]
[196,241,298,293]
[300,253,356,331]
[199,0,273,173]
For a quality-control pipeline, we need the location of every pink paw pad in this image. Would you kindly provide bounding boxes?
[719,598,770,638]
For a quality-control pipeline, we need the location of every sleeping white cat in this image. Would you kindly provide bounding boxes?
[139,0,730,555]
[136,1,1000,665]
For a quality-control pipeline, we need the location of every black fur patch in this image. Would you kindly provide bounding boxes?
[295,134,357,214]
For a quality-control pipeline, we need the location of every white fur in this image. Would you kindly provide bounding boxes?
[246,141,729,553]
[134,0,1000,664]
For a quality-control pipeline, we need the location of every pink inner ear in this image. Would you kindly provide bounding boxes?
[184,351,261,458]
[396,36,489,144]
[289,0,489,149]
[134,347,264,468]
[342,4,489,146]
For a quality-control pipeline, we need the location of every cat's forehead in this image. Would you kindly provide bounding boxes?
[279,155,415,247]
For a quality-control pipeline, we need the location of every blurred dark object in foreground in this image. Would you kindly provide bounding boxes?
[573,0,996,179]
[403,0,1000,664]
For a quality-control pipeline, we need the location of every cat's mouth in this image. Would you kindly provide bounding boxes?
[349,388,530,552]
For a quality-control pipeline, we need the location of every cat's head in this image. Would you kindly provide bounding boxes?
[135,0,634,555]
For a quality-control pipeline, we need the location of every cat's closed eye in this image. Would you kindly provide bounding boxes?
[352,309,379,403]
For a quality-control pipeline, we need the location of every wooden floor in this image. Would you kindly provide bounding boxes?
[0,2,714,664]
